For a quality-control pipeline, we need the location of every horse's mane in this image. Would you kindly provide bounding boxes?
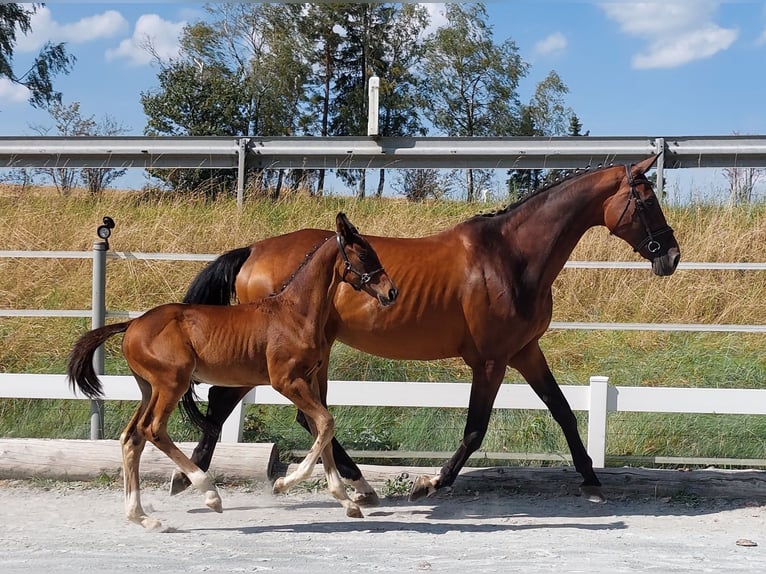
[472,162,616,220]
[270,235,335,296]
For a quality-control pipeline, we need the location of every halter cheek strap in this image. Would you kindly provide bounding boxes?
[613,165,673,254]
[336,233,383,291]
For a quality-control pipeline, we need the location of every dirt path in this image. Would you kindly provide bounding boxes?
[1,469,764,573]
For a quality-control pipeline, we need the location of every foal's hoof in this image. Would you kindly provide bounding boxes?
[346,505,364,519]
[352,490,380,507]
[169,470,192,496]
[205,491,224,513]
[580,484,607,503]
[272,477,286,495]
[409,475,437,502]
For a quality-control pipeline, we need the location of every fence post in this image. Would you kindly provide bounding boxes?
[236,137,247,209]
[90,240,107,440]
[220,388,255,443]
[587,375,609,468]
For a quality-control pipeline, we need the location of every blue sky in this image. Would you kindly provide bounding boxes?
[1,1,765,198]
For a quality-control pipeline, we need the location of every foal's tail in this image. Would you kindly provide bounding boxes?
[67,322,131,400]
[181,245,252,433]
[183,245,252,305]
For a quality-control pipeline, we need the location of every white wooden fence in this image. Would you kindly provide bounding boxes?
[1,246,765,468]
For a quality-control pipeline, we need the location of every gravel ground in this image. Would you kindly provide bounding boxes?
[1,472,764,573]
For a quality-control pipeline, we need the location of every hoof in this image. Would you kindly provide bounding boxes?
[580,484,607,503]
[346,505,364,519]
[272,477,286,495]
[409,475,436,502]
[169,470,192,496]
[352,490,380,507]
[205,491,223,513]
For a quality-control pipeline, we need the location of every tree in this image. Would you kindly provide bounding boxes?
[506,72,582,199]
[418,3,528,200]
[142,3,311,197]
[393,168,449,201]
[0,4,76,108]
[28,101,127,195]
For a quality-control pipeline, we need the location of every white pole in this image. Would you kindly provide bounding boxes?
[367,75,380,137]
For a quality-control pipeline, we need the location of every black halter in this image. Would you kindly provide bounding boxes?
[336,233,383,291]
[613,165,673,254]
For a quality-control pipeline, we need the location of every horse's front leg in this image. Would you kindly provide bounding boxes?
[170,385,252,495]
[294,358,379,506]
[511,340,605,503]
[409,359,505,501]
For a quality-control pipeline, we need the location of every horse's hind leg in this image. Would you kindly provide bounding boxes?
[170,385,251,496]
[142,382,223,514]
[121,376,164,531]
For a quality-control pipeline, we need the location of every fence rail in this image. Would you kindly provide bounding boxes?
[1,245,764,467]
[2,373,766,469]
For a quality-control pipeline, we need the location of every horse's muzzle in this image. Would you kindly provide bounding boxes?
[651,247,680,276]
[378,287,398,307]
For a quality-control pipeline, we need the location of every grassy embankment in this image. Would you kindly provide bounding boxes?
[1,188,764,467]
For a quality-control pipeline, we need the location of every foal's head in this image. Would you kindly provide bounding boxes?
[604,154,681,276]
[335,212,398,306]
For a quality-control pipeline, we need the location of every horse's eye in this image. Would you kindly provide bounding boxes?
[645,197,656,207]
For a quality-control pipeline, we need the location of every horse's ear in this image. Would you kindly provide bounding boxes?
[336,212,359,242]
[631,153,660,177]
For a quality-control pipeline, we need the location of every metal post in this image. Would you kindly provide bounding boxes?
[367,76,380,137]
[90,240,107,439]
[654,137,665,201]
[236,137,247,209]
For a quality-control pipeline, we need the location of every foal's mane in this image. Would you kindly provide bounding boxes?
[472,162,617,220]
[271,235,335,296]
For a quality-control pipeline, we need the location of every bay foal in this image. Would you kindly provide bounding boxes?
[67,213,397,530]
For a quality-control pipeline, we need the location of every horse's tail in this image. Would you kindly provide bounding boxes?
[181,245,252,433]
[67,321,131,400]
[183,245,252,305]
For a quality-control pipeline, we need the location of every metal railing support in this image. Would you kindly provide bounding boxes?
[90,240,107,439]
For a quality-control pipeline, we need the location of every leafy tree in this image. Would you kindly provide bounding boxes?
[29,101,127,195]
[142,3,310,197]
[393,168,450,202]
[418,3,527,200]
[0,4,75,108]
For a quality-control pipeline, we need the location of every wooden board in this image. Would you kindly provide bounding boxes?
[0,439,278,481]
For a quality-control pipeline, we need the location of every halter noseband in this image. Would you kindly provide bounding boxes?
[612,165,673,254]
[336,233,383,291]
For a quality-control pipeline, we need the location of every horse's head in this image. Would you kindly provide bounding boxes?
[335,212,398,306]
[604,154,681,276]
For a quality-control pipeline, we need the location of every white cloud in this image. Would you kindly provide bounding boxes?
[601,1,738,69]
[534,32,568,57]
[422,3,448,36]
[0,78,30,104]
[15,6,128,52]
[105,14,186,67]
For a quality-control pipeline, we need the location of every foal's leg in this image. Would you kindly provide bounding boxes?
[272,377,362,518]
[511,341,605,503]
[410,359,506,501]
[296,359,379,506]
[121,379,162,530]
[170,385,251,495]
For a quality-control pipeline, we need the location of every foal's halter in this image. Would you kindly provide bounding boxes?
[336,233,384,291]
[612,165,673,254]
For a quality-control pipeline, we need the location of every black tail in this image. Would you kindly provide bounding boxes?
[183,245,252,305]
[67,322,131,399]
[181,245,252,432]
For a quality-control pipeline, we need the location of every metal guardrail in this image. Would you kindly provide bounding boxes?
[3,134,766,203]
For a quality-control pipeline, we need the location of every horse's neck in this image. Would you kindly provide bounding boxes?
[506,173,614,288]
[278,238,340,328]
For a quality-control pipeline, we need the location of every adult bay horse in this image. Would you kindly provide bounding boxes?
[177,153,680,505]
[67,213,398,531]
